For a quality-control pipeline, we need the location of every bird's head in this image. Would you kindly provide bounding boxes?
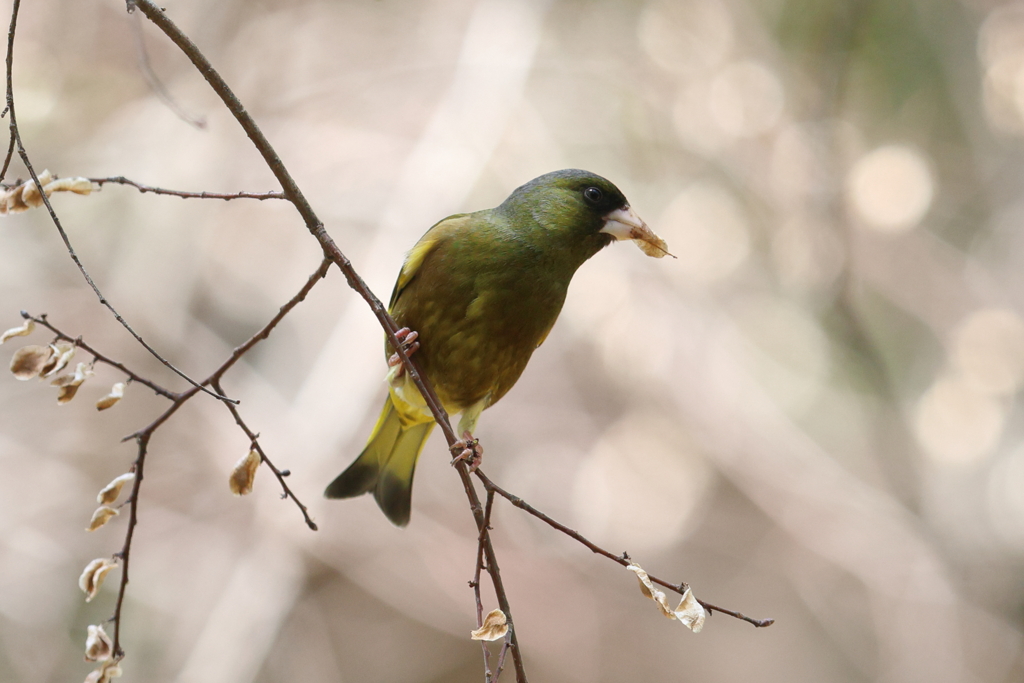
[500,169,671,259]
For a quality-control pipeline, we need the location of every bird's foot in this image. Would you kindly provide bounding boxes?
[450,431,483,472]
[387,328,420,378]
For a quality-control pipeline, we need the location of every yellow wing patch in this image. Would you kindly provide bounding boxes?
[389,213,470,310]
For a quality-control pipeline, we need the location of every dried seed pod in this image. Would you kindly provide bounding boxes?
[627,562,705,632]
[470,609,508,641]
[10,345,50,379]
[19,170,53,208]
[84,624,112,661]
[96,382,126,411]
[1,171,93,214]
[40,342,75,378]
[79,558,118,602]
[229,449,261,496]
[0,319,35,344]
[97,473,134,505]
[86,506,119,532]
[84,660,122,683]
[52,362,94,404]
[44,177,93,195]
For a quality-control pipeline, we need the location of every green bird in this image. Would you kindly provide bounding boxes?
[325,169,669,526]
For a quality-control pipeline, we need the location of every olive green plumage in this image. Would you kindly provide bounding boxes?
[325,169,645,526]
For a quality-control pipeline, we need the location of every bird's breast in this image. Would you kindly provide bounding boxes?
[395,263,568,412]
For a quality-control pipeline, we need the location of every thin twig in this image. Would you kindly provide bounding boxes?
[21,311,178,400]
[474,490,495,681]
[130,11,206,129]
[493,635,511,683]
[0,0,15,184]
[206,257,332,384]
[211,378,317,530]
[122,257,333,443]
[110,433,149,660]
[454,463,527,681]
[474,470,775,628]
[91,176,286,201]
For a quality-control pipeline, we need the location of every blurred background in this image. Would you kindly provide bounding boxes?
[2,0,1024,680]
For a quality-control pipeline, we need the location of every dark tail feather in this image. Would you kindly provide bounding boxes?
[324,398,401,500]
[325,397,434,527]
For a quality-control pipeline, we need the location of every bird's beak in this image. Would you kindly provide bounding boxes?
[600,206,674,259]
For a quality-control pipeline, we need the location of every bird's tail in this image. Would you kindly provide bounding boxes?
[324,395,434,527]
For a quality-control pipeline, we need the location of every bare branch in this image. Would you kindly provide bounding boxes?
[212,377,318,530]
[474,470,775,629]
[473,490,495,681]
[130,11,206,129]
[122,257,332,442]
[21,311,178,400]
[92,175,286,201]
[0,0,16,183]
[110,432,149,661]
[205,257,332,385]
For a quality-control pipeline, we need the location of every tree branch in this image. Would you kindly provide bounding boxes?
[110,433,149,660]
[21,311,178,400]
[212,377,318,530]
[91,175,286,201]
[474,470,774,628]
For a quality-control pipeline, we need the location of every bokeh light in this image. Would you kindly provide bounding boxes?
[951,307,1024,396]
[987,444,1024,547]
[914,374,1007,466]
[730,294,830,414]
[572,413,713,554]
[638,0,734,74]
[846,145,934,233]
[979,2,1024,134]
[708,61,785,139]
[657,181,751,284]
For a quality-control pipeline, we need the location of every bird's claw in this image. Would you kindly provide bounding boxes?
[387,328,420,376]
[450,431,483,472]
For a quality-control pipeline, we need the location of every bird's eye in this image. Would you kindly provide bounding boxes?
[583,186,603,205]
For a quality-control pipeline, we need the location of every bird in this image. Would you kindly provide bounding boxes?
[325,169,670,526]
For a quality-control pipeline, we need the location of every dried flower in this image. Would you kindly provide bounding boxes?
[10,345,51,379]
[52,362,94,403]
[0,319,34,344]
[470,608,509,641]
[672,585,706,632]
[96,382,126,411]
[79,558,118,602]
[84,660,122,683]
[44,177,93,195]
[84,624,112,661]
[1,170,93,214]
[40,342,75,378]
[86,506,119,532]
[229,449,261,496]
[18,169,53,208]
[631,223,673,258]
[627,562,706,633]
[97,472,134,505]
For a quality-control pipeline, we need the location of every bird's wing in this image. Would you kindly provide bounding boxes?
[388,213,470,310]
[535,321,556,349]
